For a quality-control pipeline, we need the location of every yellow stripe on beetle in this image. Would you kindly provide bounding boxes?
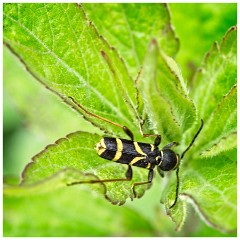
[150,144,155,152]
[130,156,146,165]
[134,142,147,156]
[112,139,123,161]
[146,163,151,169]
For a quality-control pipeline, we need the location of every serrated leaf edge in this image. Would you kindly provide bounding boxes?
[200,131,237,157]
[79,3,139,120]
[3,4,138,137]
[20,131,99,184]
[181,193,236,233]
[195,84,237,155]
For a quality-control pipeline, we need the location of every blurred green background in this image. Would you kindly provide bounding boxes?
[3,3,237,237]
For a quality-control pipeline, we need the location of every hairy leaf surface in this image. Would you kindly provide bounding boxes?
[3,3,237,235]
[137,40,196,145]
[83,3,179,77]
[3,3,138,138]
[161,27,237,233]
[18,131,150,205]
[191,27,237,121]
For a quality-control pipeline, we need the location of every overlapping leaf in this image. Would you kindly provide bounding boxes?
[16,131,149,205]
[137,40,196,145]
[191,26,237,122]
[162,148,237,232]
[3,3,237,235]
[161,27,237,233]
[3,46,95,142]
[3,3,138,139]
[83,3,179,77]
[195,85,237,157]
[189,27,237,157]
[3,3,182,206]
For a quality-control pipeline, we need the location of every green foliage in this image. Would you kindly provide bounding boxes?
[191,27,237,122]
[3,3,237,237]
[137,40,195,144]
[3,47,95,142]
[83,3,179,77]
[169,3,237,81]
[3,3,137,139]
[161,26,237,232]
[4,187,155,237]
[11,131,148,204]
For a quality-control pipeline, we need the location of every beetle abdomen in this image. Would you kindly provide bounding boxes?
[95,137,159,169]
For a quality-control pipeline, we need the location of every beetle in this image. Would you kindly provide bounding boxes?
[67,96,203,208]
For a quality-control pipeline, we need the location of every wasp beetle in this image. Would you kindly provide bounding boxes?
[68,96,203,209]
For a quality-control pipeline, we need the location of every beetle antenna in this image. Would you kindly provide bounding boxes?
[169,167,179,209]
[181,119,204,159]
[169,119,204,209]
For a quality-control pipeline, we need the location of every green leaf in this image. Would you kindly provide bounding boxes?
[83,3,179,77]
[161,27,237,233]
[188,27,237,157]
[3,46,97,142]
[16,131,149,205]
[164,197,187,231]
[4,186,155,236]
[137,40,196,144]
[183,149,236,232]
[195,85,237,156]
[3,3,139,139]
[3,3,237,235]
[191,26,237,121]
[162,149,237,233]
[3,2,180,208]
[200,132,236,158]
[169,3,237,81]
